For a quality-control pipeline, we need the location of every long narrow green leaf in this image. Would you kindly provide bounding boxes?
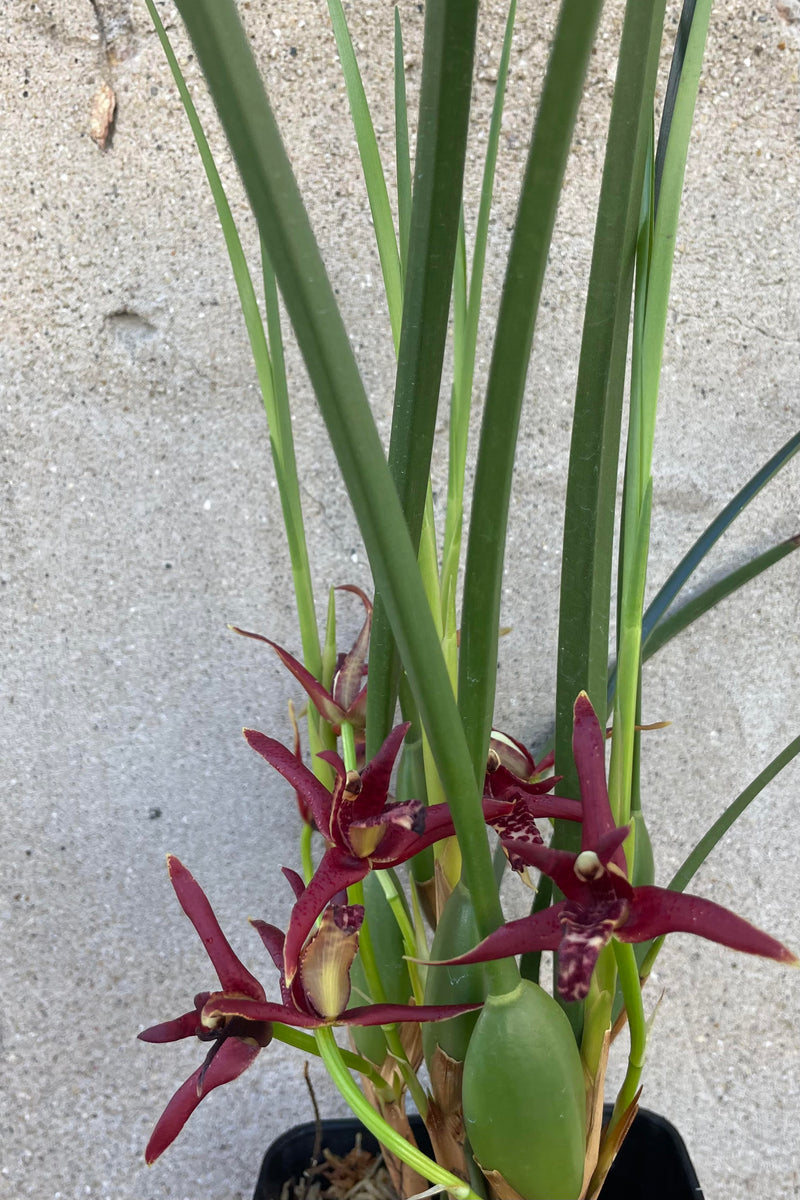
[441,0,517,629]
[367,0,481,756]
[555,0,667,805]
[654,0,699,209]
[327,0,403,350]
[172,0,515,988]
[642,535,800,661]
[457,0,604,785]
[145,0,321,676]
[394,9,412,282]
[642,430,800,644]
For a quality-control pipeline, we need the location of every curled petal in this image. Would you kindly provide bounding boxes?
[167,857,265,1000]
[144,1038,261,1164]
[620,887,799,965]
[202,994,320,1029]
[138,1008,203,1044]
[296,906,362,1020]
[330,585,372,716]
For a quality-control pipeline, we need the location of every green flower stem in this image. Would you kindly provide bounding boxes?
[580,944,615,1081]
[374,869,426,1004]
[299,820,314,886]
[340,721,358,774]
[348,877,428,1115]
[314,1025,480,1200]
[608,939,647,1122]
[271,1022,385,1089]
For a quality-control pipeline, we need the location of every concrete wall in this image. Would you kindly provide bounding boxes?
[2,1,799,1197]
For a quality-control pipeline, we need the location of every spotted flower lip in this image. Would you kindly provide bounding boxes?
[231,584,372,733]
[428,693,798,1002]
[137,856,270,1165]
[244,722,514,982]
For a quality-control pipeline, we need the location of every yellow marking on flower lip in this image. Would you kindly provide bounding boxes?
[343,770,362,801]
[200,991,256,1029]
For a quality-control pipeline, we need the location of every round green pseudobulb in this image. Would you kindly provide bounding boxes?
[463,979,585,1200]
[422,880,487,1069]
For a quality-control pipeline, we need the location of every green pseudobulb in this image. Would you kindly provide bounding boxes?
[463,978,586,1200]
[422,880,488,1069]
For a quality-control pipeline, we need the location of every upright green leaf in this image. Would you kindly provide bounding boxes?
[555,0,667,810]
[458,0,605,783]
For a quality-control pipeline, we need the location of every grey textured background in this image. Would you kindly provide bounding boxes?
[2,1,799,1198]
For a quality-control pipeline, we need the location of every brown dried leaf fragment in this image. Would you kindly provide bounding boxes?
[90,82,116,149]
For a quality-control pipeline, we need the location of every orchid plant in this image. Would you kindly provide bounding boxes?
[140,1,799,1197]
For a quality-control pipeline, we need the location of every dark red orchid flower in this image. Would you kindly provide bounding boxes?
[484,729,581,872]
[140,859,480,1164]
[206,866,481,1032]
[431,693,798,1002]
[244,722,516,982]
[231,585,372,733]
[138,856,272,1164]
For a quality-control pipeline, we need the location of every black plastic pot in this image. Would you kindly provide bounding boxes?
[253,1107,702,1199]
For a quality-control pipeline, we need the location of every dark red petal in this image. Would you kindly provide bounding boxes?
[283,847,369,984]
[572,692,617,848]
[201,994,320,1028]
[166,857,265,1000]
[232,628,345,726]
[621,886,800,964]
[355,724,410,820]
[138,1009,201,1044]
[492,802,545,873]
[339,1001,483,1026]
[282,866,306,901]
[244,729,334,840]
[250,919,286,976]
[143,1039,260,1164]
[426,905,566,968]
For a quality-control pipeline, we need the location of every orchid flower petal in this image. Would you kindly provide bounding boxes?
[201,994,320,1028]
[339,1000,483,1026]
[620,886,799,965]
[572,691,617,848]
[167,857,265,999]
[427,905,565,968]
[144,1039,260,1164]
[138,1008,202,1044]
[244,728,334,839]
[233,627,345,726]
[557,898,630,1001]
[283,847,369,984]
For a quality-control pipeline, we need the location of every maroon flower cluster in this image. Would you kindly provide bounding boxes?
[141,603,796,1164]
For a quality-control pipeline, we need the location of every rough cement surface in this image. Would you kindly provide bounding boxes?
[2,1,799,1197]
